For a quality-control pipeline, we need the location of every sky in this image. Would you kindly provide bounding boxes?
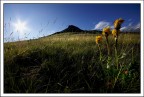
[4,4,140,42]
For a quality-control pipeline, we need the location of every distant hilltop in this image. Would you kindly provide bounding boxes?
[53,25,101,35]
[52,25,140,36]
[61,25,83,32]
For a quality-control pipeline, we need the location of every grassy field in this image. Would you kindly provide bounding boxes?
[4,32,140,93]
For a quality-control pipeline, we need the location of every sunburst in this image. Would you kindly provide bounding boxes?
[13,19,29,33]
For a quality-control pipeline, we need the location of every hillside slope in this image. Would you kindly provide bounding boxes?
[4,33,140,93]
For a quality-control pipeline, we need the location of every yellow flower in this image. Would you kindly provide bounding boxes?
[102,26,111,37]
[96,35,102,44]
[114,18,124,30]
[112,29,120,37]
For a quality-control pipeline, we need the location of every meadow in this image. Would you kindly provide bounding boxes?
[4,32,140,93]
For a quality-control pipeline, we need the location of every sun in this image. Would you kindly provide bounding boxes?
[13,19,28,33]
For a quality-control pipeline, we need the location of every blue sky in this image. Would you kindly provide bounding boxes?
[4,4,140,42]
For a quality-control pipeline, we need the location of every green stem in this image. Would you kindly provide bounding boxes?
[132,47,134,63]
[115,38,118,50]
[115,35,119,69]
[112,66,123,90]
[106,37,110,56]
[106,37,110,68]
[98,44,102,61]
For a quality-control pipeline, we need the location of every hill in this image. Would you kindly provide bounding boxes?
[4,32,140,93]
[53,25,101,35]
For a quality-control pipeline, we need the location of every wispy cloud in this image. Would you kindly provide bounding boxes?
[120,22,140,32]
[94,20,140,32]
[94,21,111,30]
[128,19,132,22]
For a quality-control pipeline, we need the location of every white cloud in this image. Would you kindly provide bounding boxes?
[135,23,140,29]
[94,21,111,30]
[128,22,133,26]
[94,20,140,32]
[120,22,140,32]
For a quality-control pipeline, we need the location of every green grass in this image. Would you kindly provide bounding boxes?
[4,32,140,93]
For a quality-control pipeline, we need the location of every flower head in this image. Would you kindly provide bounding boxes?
[123,70,128,75]
[102,26,111,37]
[112,29,120,37]
[114,18,124,30]
[96,35,102,44]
